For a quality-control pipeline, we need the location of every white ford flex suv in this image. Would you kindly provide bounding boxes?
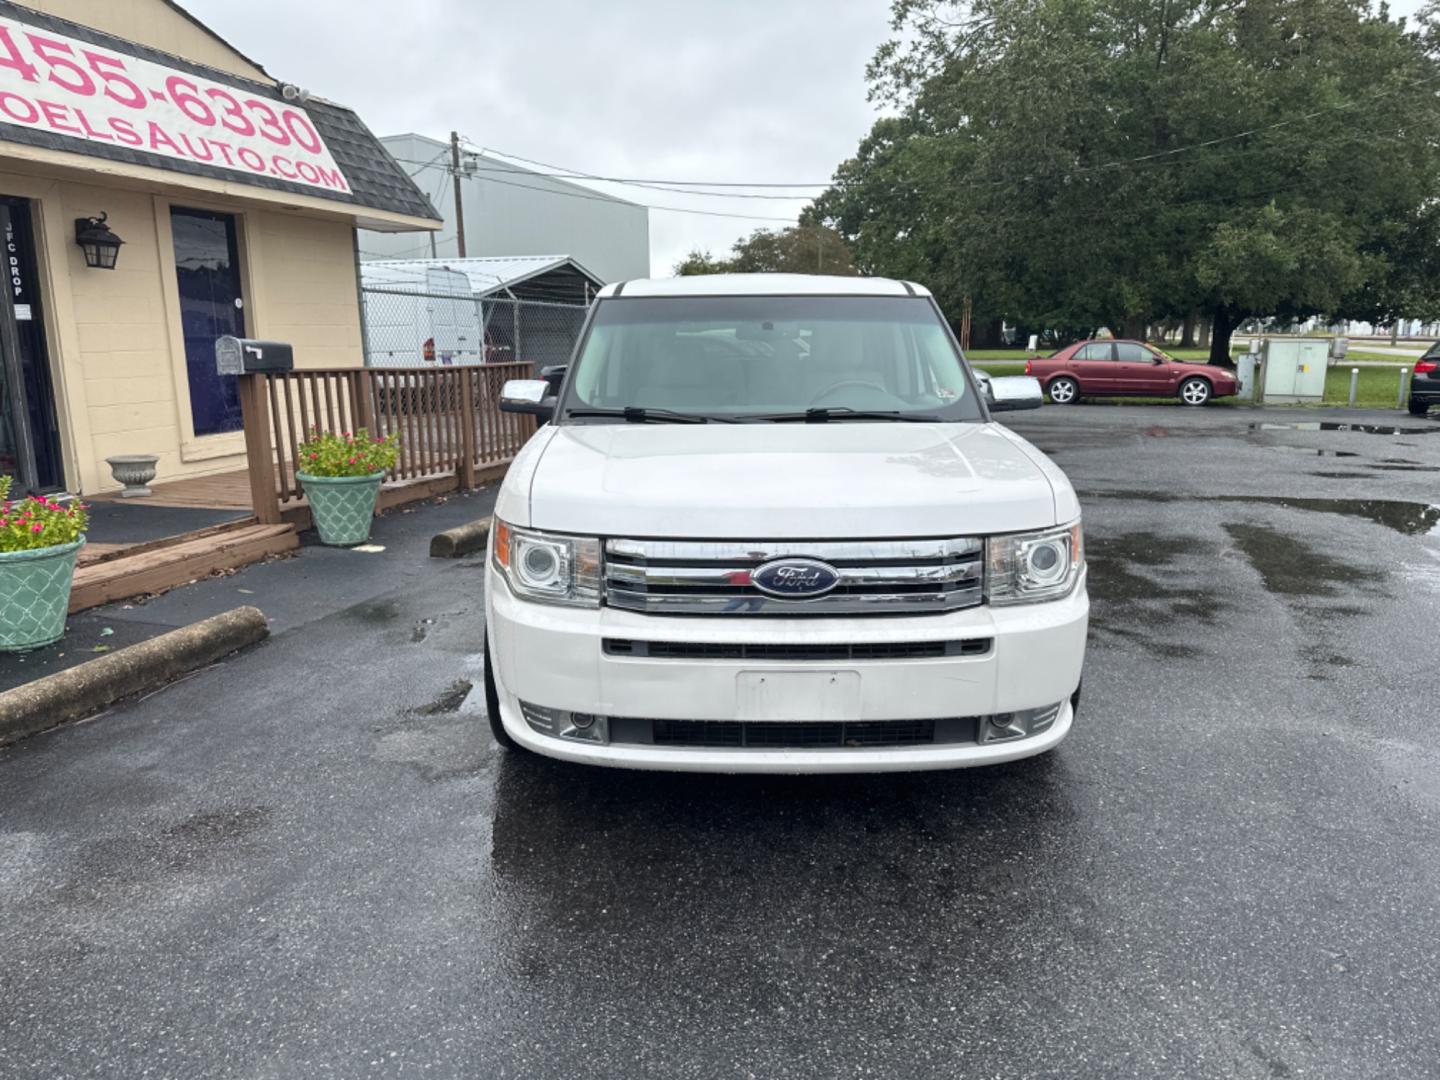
[483,274,1087,773]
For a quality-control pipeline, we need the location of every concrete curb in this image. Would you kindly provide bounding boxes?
[0,606,269,747]
[430,517,492,559]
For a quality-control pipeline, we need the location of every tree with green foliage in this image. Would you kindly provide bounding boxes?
[810,0,1440,363]
[674,224,858,277]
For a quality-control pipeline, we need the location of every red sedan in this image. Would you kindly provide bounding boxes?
[1025,340,1239,405]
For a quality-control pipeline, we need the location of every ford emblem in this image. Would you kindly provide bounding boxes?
[751,557,841,599]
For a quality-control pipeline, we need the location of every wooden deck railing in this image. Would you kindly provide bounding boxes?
[237,362,538,524]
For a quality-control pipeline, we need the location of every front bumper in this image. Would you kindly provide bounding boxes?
[485,572,1088,773]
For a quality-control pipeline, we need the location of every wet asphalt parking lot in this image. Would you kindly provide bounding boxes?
[2,404,1439,1079]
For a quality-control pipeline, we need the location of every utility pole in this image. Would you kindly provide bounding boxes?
[450,130,467,258]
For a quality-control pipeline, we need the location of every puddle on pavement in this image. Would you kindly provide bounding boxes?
[1302,645,1358,682]
[343,598,401,624]
[1249,421,1440,436]
[1086,531,1226,658]
[1268,446,1361,458]
[1082,490,1440,536]
[1222,523,1384,598]
[415,679,473,715]
[166,806,271,845]
[1311,471,1375,480]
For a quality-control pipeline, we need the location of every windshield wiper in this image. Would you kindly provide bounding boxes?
[565,406,739,424]
[748,407,946,423]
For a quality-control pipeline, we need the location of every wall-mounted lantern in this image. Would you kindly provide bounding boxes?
[74,213,124,270]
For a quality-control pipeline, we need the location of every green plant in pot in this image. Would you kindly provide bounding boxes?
[0,476,89,651]
[296,428,400,546]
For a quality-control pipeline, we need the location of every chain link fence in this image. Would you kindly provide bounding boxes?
[361,285,590,374]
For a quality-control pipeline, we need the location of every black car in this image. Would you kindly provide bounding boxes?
[1410,344,1440,415]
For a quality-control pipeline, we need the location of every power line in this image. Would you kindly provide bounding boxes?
[358,234,456,259]
[472,165,815,200]
[462,67,1440,206]
[469,143,832,188]
[1065,69,1440,175]
[475,172,798,222]
[387,157,817,201]
[385,157,800,222]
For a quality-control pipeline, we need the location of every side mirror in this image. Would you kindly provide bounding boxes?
[539,365,568,396]
[499,379,555,419]
[987,375,1044,412]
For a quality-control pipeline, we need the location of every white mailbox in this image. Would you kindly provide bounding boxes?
[1260,338,1329,404]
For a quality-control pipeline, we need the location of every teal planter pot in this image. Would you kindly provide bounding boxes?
[0,536,85,652]
[298,471,384,546]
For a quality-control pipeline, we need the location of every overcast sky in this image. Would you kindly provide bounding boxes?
[181,0,1428,278]
[179,0,894,276]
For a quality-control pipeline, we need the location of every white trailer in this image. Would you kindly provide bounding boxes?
[361,265,487,368]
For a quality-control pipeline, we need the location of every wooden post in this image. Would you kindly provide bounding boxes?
[458,367,478,489]
[353,369,375,433]
[238,373,281,524]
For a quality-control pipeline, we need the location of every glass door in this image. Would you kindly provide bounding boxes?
[171,208,246,437]
[0,198,63,493]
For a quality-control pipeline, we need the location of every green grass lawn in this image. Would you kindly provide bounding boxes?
[969,353,1414,408]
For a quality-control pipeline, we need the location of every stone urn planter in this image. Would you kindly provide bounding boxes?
[105,454,159,497]
[297,471,385,547]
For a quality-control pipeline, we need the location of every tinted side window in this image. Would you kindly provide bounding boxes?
[1114,343,1154,362]
[1075,343,1113,361]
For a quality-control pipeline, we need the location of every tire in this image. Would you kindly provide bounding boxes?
[1409,399,1431,416]
[1179,377,1212,406]
[1047,376,1079,404]
[482,629,520,749]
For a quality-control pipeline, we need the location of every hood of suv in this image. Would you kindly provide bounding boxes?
[522,422,1073,539]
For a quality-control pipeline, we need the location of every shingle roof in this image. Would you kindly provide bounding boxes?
[0,0,439,224]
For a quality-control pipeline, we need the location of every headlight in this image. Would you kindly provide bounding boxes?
[492,520,602,607]
[986,520,1084,605]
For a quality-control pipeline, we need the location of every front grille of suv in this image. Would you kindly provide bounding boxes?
[602,638,992,661]
[604,716,981,749]
[604,537,984,617]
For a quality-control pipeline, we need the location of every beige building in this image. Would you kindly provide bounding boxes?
[0,0,440,495]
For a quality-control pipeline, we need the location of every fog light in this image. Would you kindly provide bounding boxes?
[983,712,1029,743]
[980,702,1065,744]
[518,700,608,744]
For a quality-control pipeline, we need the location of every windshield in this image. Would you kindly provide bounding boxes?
[561,295,983,422]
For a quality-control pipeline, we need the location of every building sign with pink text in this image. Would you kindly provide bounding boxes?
[0,13,350,195]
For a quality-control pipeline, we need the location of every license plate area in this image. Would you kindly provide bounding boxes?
[736,670,861,721]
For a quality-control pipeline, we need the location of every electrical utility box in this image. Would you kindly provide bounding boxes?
[1259,337,1329,404]
[1236,340,1261,401]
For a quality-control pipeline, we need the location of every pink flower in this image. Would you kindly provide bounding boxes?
[347,457,356,464]
[31,523,42,533]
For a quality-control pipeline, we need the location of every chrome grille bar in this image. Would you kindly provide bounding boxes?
[604,537,984,616]
[607,537,982,563]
